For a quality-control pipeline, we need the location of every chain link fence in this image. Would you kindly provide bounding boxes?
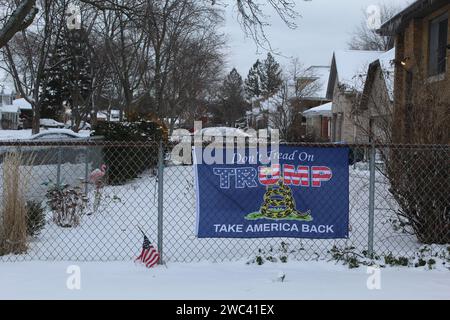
[0,141,448,263]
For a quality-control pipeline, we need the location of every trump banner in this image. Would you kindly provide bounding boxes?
[194,146,349,239]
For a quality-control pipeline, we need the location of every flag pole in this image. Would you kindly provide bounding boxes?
[135,225,168,269]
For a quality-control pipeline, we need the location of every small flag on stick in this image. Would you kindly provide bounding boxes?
[135,227,160,268]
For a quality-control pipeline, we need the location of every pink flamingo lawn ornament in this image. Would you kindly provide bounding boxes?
[89,164,107,213]
[89,164,107,186]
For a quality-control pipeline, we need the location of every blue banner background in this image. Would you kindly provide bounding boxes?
[194,146,349,239]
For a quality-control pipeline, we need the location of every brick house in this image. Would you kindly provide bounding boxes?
[326,50,384,143]
[378,0,449,144]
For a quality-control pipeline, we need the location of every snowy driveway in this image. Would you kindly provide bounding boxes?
[0,261,449,300]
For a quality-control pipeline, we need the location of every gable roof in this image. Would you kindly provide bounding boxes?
[360,48,396,110]
[327,50,385,97]
[13,98,32,110]
[303,102,333,118]
[302,66,331,100]
[378,48,396,101]
[0,104,20,114]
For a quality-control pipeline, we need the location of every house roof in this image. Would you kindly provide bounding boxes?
[360,48,396,111]
[334,50,384,91]
[13,98,32,110]
[302,102,333,118]
[326,50,385,99]
[0,104,20,114]
[378,0,449,36]
[378,48,396,101]
[302,66,331,100]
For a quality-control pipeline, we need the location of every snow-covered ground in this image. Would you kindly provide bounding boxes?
[0,260,449,300]
[0,165,424,262]
[0,162,448,300]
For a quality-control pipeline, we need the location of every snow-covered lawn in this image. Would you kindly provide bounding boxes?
[0,166,423,262]
[0,260,449,300]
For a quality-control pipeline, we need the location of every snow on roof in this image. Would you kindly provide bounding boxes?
[334,50,385,91]
[198,127,250,138]
[13,98,32,110]
[0,104,20,113]
[378,48,396,101]
[303,66,331,100]
[303,102,333,118]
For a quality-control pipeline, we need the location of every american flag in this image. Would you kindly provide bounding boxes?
[135,233,160,268]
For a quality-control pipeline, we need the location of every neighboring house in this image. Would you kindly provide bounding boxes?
[13,98,33,129]
[359,48,396,143]
[0,98,33,130]
[0,104,20,129]
[300,66,332,108]
[326,50,384,143]
[248,66,331,140]
[0,69,19,129]
[0,91,14,106]
[303,102,333,141]
[96,110,121,123]
[296,66,331,140]
[378,0,449,144]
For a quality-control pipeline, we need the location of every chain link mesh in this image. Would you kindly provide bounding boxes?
[0,141,448,263]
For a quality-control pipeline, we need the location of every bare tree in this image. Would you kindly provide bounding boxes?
[348,3,399,51]
[267,82,291,140]
[0,0,38,48]
[2,0,66,134]
[95,0,151,120]
[1,0,300,52]
[351,64,449,244]
[213,0,298,48]
[164,25,225,133]
[387,74,449,244]
[268,60,320,141]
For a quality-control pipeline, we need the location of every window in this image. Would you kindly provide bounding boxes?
[428,14,448,76]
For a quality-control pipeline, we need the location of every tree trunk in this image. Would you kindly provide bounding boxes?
[32,103,40,134]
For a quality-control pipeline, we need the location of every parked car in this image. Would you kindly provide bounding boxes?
[29,129,89,141]
[40,118,66,129]
[15,130,92,165]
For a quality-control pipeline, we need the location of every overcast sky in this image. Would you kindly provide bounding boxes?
[222,0,412,75]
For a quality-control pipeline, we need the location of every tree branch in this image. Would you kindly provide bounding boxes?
[0,0,38,48]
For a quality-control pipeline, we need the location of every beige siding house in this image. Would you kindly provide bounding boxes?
[359,48,396,143]
[326,50,384,143]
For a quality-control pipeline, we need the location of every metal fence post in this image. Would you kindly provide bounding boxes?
[56,147,62,190]
[157,141,164,264]
[368,143,376,258]
[84,147,90,195]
